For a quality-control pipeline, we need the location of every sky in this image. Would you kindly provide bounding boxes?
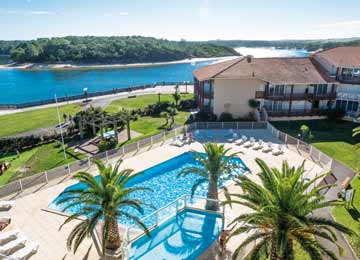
[0,0,360,41]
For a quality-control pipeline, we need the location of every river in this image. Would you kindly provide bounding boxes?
[0,47,310,104]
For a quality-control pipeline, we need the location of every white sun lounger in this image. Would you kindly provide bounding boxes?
[171,138,184,147]
[0,229,19,244]
[243,137,255,148]
[262,142,273,153]
[253,140,264,150]
[9,242,39,260]
[272,145,284,156]
[235,135,247,146]
[0,236,26,255]
[0,201,14,210]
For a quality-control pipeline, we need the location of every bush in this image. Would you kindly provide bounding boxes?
[248,99,260,109]
[195,111,217,122]
[179,99,197,110]
[326,108,345,121]
[219,112,234,122]
[98,139,117,152]
[0,134,60,153]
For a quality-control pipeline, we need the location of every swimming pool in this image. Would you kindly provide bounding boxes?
[48,152,247,226]
[129,208,223,260]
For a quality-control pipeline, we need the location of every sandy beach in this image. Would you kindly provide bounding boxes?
[0,56,239,70]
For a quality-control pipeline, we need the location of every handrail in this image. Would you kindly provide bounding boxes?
[122,194,224,260]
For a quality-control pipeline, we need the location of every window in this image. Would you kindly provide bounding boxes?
[273,101,283,111]
[317,84,328,95]
[336,99,359,112]
[204,81,211,96]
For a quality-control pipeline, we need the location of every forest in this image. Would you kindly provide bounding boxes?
[0,36,238,63]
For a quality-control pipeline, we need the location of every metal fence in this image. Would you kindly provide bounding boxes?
[0,121,268,198]
[266,122,333,169]
[0,81,193,109]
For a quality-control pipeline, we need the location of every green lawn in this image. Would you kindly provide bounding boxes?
[0,142,86,185]
[271,119,360,258]
[106,94,192,142]
[105,93,193,113]
[333,177,360,258]
[0,104,82,138]
[271,120,360,171]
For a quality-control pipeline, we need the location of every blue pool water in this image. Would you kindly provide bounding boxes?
[0,60,216,104]
[129,209,223,260]
[48,152,247,226]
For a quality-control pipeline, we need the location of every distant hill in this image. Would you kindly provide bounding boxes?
[0,36,239,64]
[208,38,360,51]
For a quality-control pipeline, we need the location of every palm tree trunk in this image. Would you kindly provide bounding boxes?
[105,217,121,251]
[270,236,281,260]
[205,179,219,211]
[126,120,131,140]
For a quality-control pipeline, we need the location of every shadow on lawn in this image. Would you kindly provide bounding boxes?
[347,207,360,222]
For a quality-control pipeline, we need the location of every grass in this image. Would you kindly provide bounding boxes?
[332,177,360,258]
[0,104,82,138]
[105,93,193,113]
[271,120,360,171]
[271,119,360,258]
[106,94,193,143]
[0,142,86,185]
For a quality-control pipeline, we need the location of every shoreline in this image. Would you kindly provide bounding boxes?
[0,56,239,71]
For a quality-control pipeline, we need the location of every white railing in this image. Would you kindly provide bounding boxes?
[122,194,224,260]
[0,121,267,198]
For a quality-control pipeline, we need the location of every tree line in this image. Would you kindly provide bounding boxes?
[208,38,360,51]
[0,36,238,63]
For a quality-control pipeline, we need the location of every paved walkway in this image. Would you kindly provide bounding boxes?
[0,129,328,260]
[0,85,194,116]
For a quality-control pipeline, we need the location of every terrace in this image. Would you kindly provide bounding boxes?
[0,123,333,260]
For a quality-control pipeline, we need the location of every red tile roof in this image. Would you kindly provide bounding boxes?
[193,57,328,84]
[313,46,360,67]
[192,57,244,81]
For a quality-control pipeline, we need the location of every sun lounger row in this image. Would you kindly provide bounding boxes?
[234,136,284,155]
[0,229,39,259]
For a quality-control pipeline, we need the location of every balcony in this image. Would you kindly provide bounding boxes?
[261,92,336,101]
[336,75,360,84]
[267,109,328,117]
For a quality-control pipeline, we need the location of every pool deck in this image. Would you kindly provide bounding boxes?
[0,129,326,260]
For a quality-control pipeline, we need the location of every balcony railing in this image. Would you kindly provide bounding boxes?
[260,92,336,101]
[267,109,328,117]
[336,75,360,84]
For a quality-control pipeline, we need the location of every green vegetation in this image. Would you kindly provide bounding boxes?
[271,120,360,258]
[209,38,360,51]
[333,177,360,258]
[0,142,85,185]
[225,158,353,260]
[4,36,238,63]
[106,94,193,137]
[271,120,360,171]
[56,159,148,253]
[179,143,240,210]
[0,104,82,138]
[105,94,193,113]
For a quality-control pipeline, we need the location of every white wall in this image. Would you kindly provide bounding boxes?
[313,55,338,76]
[213,78,264,118]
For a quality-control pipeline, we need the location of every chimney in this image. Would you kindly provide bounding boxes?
[246,55,253,63]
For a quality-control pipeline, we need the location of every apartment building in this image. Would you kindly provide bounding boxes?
[193,46,360,119]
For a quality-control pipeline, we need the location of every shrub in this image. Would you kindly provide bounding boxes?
[248,99,260,109]
[326,108,345,121]
[195,111,217,122]
[218,112,234,122]
[0,134,60,153]
[98,139,117,152]
[179,99,197,110]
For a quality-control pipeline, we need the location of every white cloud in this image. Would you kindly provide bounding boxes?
[28,11,55,15]
[319,20,360,28]
[104,11,129,17]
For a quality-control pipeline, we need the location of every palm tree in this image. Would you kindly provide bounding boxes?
[224,158,354,260]
[56,159,149,255]
[178,143,241,210]
[172,85,181,108]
